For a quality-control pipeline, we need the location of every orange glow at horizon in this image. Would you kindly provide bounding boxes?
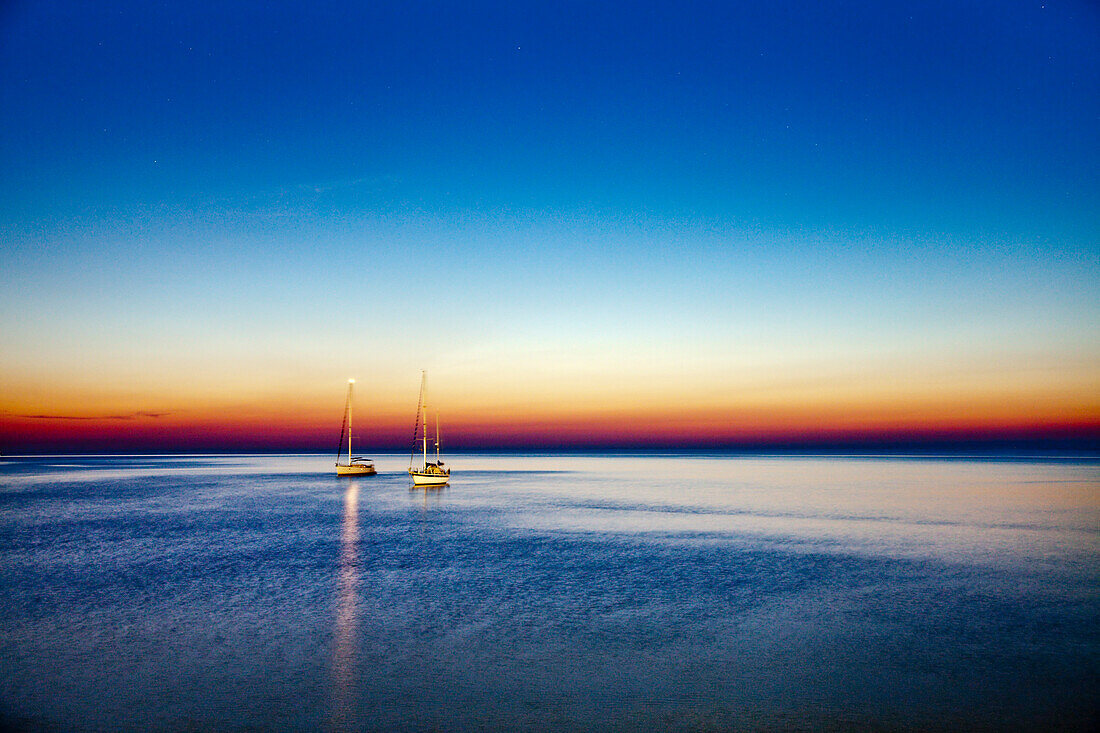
[3,358,1097,451]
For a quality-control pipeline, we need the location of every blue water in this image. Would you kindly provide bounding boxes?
[1,454,1097,731]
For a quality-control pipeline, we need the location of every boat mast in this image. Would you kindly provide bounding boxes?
[347,379,354,465]
[337,379,352,467]
[421,371,428,468]
[435,412,440,462]
[408,372,424,471]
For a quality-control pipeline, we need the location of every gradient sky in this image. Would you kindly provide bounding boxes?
[1,0,1098,452]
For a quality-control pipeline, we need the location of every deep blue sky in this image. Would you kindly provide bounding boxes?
[1,1,1097,451]
[3,0,1097,234]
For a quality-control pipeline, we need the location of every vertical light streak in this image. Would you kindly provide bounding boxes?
[330,481,360,730]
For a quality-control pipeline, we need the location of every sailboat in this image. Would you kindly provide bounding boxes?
[336,379,376,476]
[408,371,450,486]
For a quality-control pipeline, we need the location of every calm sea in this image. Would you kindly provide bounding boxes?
[1,453,1097,731]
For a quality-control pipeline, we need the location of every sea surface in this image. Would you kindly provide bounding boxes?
[1,453,1097,731]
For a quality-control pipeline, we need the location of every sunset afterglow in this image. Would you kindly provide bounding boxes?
[1,1,1097,453]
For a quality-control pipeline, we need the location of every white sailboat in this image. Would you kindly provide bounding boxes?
[408,371,450,486]
[336,379,376,476]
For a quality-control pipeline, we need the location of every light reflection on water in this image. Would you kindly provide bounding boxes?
[330,480,360,730]
[0,453,1097,731]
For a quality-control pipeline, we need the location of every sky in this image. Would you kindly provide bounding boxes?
[1,0,1098,453]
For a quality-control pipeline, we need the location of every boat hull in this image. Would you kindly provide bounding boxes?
[337,464,376,476]
[409,469,449,486]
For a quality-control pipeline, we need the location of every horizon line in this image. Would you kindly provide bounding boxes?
[4,445,1099,459]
